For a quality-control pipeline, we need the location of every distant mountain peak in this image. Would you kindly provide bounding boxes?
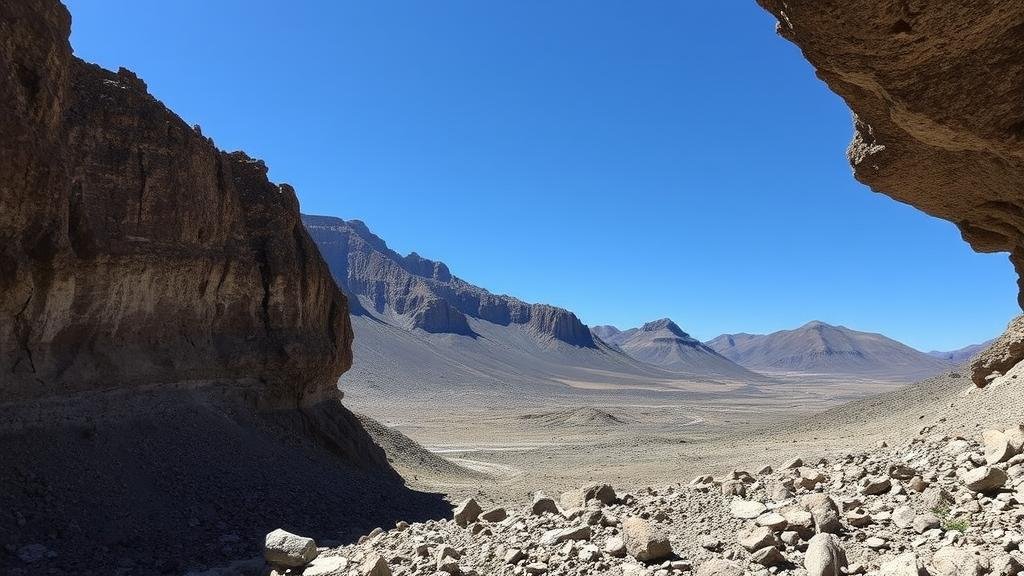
[640,318,688,338]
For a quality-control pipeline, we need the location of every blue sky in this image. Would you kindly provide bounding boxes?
[65,1,1017,351]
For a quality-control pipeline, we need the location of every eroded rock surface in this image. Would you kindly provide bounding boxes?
[1,1,351,407]
[303,215,596,346]
[754,1,1024,385]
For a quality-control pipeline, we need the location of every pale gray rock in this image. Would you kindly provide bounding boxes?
[805,534,847,576]
[263,529,318,568]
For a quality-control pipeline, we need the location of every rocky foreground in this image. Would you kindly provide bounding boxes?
[199,423,1024,576]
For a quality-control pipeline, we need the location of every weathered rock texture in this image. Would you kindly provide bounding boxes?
[303,215,596,346]
[754,1,1024,385]
[1,0,351,407]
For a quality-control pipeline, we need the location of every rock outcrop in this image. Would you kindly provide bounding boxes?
[753,1,1024,385]
[1,0,351,407]
[0,3,447,573]
[303,214,596,346]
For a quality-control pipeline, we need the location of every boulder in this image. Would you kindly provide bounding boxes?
[453,498,482,527]
[750,546,786,567]
[805,534,847,576]
[984,430,1016,465]
[263,529,318,568]
[1005,426,1024,453]
[803,494,841,534]
[531,492,560,515]
[738,526,779,552]
[932,547,986,576]
[622,517,674,563]
[963,466,1007,493]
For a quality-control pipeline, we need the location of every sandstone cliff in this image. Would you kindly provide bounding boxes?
[754,1,1024,385]
[1,0,350,408]
[304,214,596,347]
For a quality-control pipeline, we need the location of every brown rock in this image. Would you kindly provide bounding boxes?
[0,2,351,404]
[753,1,1024,381]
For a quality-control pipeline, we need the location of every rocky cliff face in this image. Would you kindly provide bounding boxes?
[303,215,596,347]
[1,0,351,407]
[754,1,1024,385]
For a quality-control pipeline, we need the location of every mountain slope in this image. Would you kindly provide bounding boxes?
[303,215,764,409]
[928,340,994,364]
[593,319,760,380]
[706,321,952,380]
[304,215,594,347]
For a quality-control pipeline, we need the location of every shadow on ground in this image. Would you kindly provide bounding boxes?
[0,389,451,575]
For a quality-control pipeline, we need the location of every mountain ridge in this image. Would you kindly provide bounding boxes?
[706,321,952,380]
[591,318,761,380]
[303,214,595,348]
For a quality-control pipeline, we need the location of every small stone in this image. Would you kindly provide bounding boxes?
[360,554,391,576]
[480,507,507,522]
[504,549,527,564]
[783,457,804,469]
[879,553,920,576]
[756,512,788,531]
[730,499,767,519]
[861,476,892,496]
[524,562,548,575]
[864,537,888,549]
[539,525,590,546]
[751,546,786,567]
[912,513,940,534]
[696,559,744,576]
[846,508,872,527]
[578,544,601,562]
[604,536,626,557]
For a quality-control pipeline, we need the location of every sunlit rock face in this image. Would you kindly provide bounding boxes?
[755,1,1024,385]
[0,0,351,407]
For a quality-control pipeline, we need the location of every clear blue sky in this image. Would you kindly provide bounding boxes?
[65,0,1017,351]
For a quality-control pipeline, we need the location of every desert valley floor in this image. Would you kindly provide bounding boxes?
[345,339,1019,510]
